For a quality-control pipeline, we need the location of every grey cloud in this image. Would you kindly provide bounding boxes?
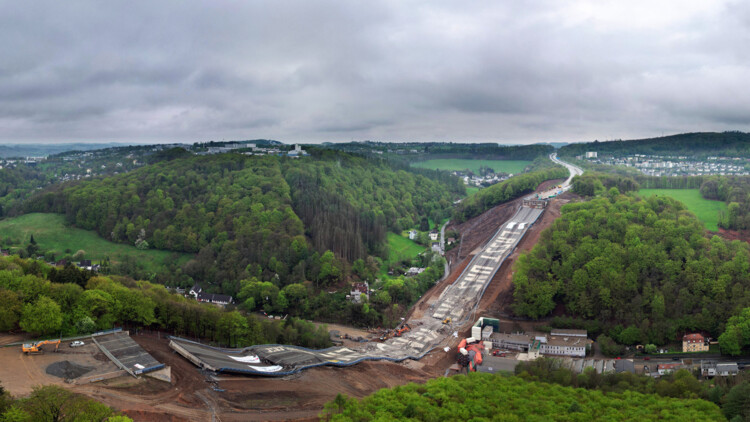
[0,0,749,144]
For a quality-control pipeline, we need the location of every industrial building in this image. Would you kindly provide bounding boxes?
[473,317,588,357]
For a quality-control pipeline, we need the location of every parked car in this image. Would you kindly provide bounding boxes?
[70,340,85,347]
[643,356,650,360]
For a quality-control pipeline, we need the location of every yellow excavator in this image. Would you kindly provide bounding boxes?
[22,339,61,354]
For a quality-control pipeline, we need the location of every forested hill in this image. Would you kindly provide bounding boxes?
[283,150,459,262]
[512,192,750,345]
[19,151,458,293]
[559,131,750,158]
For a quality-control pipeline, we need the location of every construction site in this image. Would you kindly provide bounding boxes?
[0,166,581,421]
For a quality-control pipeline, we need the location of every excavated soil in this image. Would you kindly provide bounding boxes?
[46,361,94,379]
[481,192,574,317]
[63,332,434,422]
[717,227,750,243]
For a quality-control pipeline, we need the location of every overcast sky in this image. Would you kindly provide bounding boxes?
[1,1,749,144]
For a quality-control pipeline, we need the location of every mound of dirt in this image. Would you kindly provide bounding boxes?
[46,361,94,379]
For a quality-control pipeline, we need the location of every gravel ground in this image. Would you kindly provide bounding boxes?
[46,361,94,379]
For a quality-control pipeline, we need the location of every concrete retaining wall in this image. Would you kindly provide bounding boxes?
[68,369,128,385]
[145,366,172,383]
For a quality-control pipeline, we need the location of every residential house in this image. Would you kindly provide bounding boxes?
[77,260,100,272]
[405,267,425,277]
[429,230,439,241]
[701,361,740,377]
[197,292,233,306]
[189,283,233,306]
[683,333,708,352]
[657,363,682,376]
[431,242,441,253]
[408,230,418,240]
[347,281,369,303]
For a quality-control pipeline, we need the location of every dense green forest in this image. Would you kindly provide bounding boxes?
[512,192,750,345]
[320,372,723,421]
[283,150,457,262]
[0,384,132,422]
[18,151,457,296]
[453,158,568,222]
[558,131,750,159]
[516,358,750,421]
[0,255,331,348]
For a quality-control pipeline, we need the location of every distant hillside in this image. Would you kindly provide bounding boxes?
[323,141,554,161]
[20,151,458,293]
[559,131,750,158]
[0,142,140,158]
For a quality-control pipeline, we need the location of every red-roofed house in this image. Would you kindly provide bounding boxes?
[657,363,682,376]
[682,333,708,352]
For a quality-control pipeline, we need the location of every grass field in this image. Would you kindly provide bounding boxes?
[465,186,480,196]
[0,213,192,271]
[638,189,727,231]
[386,232,426,267]
[411,159,531,175]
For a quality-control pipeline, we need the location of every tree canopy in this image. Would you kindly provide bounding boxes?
[321,372,723,421]
[513,192,750,345]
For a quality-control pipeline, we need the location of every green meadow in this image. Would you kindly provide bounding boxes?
[386,232,426,266]
[638,189,727,231]
[411,159,531,175]
[0,213,192,271]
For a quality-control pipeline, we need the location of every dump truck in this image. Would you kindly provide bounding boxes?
[22,339,61,354]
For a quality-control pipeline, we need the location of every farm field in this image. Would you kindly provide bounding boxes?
[411,159,531,175]
[638,188,727,231]
[0,213,192,271]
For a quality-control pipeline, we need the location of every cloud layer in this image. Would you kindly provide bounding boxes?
[1,0,749,143]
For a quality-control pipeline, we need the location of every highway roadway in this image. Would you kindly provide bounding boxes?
[550,153,583,189]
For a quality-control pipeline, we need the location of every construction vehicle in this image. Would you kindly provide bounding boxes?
[22,339,61,354]
[394,323,411,337]
[442,317,452,325]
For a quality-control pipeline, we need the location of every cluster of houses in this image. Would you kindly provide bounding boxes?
[650,361,740,378]
[196,142,308,158]
[451,170,511,188]
[582,152,750,177]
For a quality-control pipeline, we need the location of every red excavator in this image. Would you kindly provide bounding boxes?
[394,323,411,337]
